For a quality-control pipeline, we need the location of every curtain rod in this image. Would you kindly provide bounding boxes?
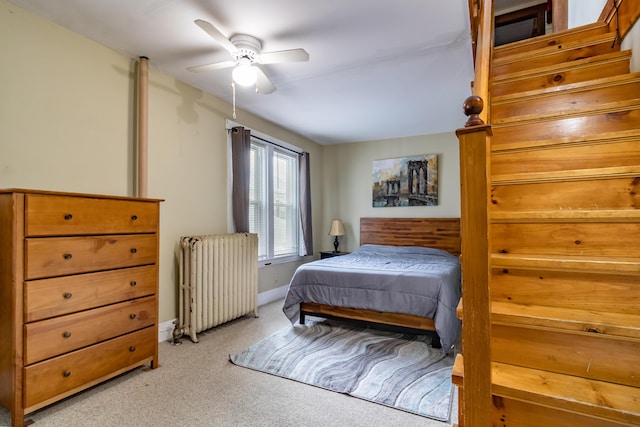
[228,127,302,155]
[251,134,302,155]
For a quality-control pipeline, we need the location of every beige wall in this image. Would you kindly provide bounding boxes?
[621,15,640,73]
[0,0,323,323]
[322,133,461,252]
[568,0,608,28]
[0,0,464,323]
[0,2,134,195]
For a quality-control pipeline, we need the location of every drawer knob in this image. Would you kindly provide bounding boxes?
[131,215,138,221]
[130,313,137,320]
[129,346,136,352]
[64,213,73,220]
[130,281,137,287]
[130,248,137,254]
[63,253,73,260]
[63,370,71,378]
[63,292,73,299]
[62,331,72,338]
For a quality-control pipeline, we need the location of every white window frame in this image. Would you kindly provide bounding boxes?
[226,120,302,267]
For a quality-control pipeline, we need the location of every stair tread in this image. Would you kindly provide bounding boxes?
[492,301,640,339]
[491,210,640,223]
[491,164,640,185]
[452,355,640,424]
[491,253,640,275]
[493,362,640,424]
[452,353,463,386]
[493,22,609,57]
[493,32,618,66]
[491,128,640,153]
[492,98,640,127]
[491,50,632,84]
[491,103,640,145]
[493,72,640,104]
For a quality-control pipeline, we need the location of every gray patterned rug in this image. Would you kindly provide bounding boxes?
[230,320,454,421]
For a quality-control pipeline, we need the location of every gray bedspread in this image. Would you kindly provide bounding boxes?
[282,244,461,350]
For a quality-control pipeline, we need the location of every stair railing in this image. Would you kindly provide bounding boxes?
[455,0,494,425]
[470,0,492,124]
[600,0,639,41]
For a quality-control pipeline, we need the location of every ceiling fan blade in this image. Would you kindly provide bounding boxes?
[255,67,276,94]
[187,60,236,73]
[194,19,237,54]
[258,48,309,64]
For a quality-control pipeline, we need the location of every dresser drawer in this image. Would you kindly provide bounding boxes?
[25,234,157,279]
[25,265,157,322]
[24,327,156,409]
[25,296,157,365]
[25,194,158,236]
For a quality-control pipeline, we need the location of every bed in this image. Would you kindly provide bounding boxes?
[282,217,462,351]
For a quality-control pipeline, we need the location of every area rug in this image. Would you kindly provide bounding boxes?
[230,320,455,421]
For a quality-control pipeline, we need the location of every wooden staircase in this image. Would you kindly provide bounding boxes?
[454,18,640,427]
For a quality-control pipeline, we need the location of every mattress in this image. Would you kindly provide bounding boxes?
[282,244,462,350]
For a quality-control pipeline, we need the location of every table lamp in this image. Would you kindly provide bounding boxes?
[329,219,345,253]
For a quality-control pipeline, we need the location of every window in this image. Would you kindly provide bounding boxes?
[249,137,300,262]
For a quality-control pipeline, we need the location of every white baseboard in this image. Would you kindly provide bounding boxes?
[158,285,290,342]
[257,284,289,306]
[158,318,177,343]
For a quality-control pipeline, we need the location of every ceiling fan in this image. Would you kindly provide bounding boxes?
[187,19,309,94]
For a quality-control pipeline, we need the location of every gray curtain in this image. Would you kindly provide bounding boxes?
[299,152,313,255]
[231,126,251,233]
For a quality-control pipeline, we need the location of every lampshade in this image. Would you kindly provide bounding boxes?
[232,58,257,86]
[329,219,345,237]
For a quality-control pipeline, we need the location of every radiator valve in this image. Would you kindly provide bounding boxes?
[170,320,184,346]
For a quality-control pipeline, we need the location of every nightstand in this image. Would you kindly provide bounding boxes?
[320,251,350,259]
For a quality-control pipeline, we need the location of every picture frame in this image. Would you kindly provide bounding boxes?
[372,154,438,207]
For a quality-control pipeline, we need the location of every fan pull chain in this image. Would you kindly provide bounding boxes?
[231,81,237,119]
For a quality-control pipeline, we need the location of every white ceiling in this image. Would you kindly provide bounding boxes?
[8,0,533,145]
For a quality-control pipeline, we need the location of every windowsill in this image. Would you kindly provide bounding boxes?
[259,254,303,268]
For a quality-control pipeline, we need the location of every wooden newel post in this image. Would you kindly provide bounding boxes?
[455,95,493,426]
[463,95,485,127]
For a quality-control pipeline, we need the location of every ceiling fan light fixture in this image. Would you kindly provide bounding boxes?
[232,59,257,86]
[190,20,308,95]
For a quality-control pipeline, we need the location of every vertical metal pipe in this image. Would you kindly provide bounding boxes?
[137,56,149,198]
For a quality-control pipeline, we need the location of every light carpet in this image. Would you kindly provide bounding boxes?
[230,320,455,422]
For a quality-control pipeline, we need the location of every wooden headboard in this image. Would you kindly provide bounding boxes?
[360,217,461,256]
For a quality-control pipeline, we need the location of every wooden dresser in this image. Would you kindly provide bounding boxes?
[0,189,162,427]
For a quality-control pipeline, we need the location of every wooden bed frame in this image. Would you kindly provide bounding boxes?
[299,217,461,337]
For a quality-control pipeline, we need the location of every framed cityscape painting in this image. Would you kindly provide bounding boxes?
[372,154,438,207]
